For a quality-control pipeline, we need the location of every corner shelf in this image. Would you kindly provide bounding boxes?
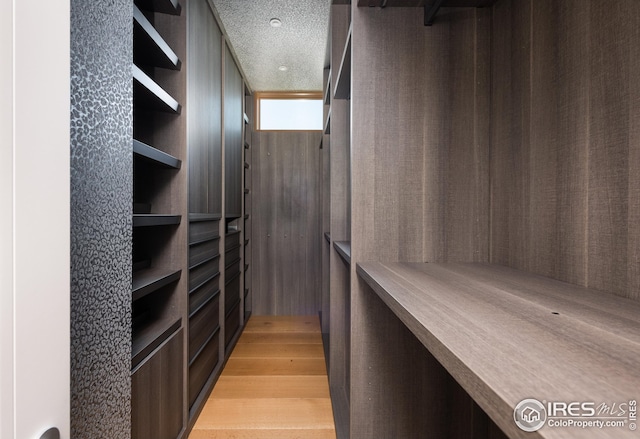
[133,214,181,227]
[134,0,182,15]
[133,139,181,169]
[334,241,351,265]
[134,5,181,70]
[133,64,182,114]
[356,262,640,439]
[334,25,352,100]
[132,317,181,369]
[133,268,182,301]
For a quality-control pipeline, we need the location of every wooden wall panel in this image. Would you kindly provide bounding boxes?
[224,44,243,218]
[252,131,323,315]
[490,0,640,300]
[187,0,222,214]
[350,6,491,438]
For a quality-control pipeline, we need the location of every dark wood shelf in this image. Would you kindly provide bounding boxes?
[225,270,241,287]
[244,162,250,169]
[133,64,182,114]
[133,268,181,301]
[189,271,220,295]
[333,241,351,265]
[133,214,181,227]
[133,5,181,70]
[189,213,222,222]
[134,0,181,15]
[132,317,181,369]
[324,232,331,243]
[243,113,250,124]
[244,288,249,298]
[189,234,219,247]
[334,25,352,100]
[324,109,331,134]
[188,253,220,271]
[244,239,249,246]
[133,139,181,169]
[244,141,250,149]
[356,262,640,439]
[187,326,219,368]
[324,73,331,105]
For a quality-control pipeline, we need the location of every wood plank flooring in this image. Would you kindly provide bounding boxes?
[190,315,336,439]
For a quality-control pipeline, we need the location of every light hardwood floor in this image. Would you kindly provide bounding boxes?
[190,315,336,439]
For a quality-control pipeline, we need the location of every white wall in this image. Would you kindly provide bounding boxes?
[1,1,70,438]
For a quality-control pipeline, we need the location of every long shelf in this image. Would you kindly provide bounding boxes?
[133,268,181,301]
[133,139,181,169]
[356,262,640,439]
[133,64,182,114]
[334,25,352,100]
[133,214,181,227]
[189,213,222,222]
[135,0,181,15]
[132,317,181,369]
[133,5,181,70]
[333,241,351,265]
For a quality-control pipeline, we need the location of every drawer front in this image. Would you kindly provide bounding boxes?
[225,301,240,348]
[189,220,219,244]
[189,293,220,362]
[189,255,220,292]
[188,331,219,410]
[189,237,219,267]
[225,272,240,315]
[189,276,219,316]
[132,328,184,439]
[224,244,241,266]
[224,260,240,282]
[225,230,240,250]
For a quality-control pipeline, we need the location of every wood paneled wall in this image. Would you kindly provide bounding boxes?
[252,131,323,315]
[490,0,640,300]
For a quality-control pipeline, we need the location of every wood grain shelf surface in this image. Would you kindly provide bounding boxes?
[133,139,181,169]
[132,317,181,369]
[132,214,181,227]
[132,267,181,301]
[134,0,181,15]
[191,315,335,439]
[333,25,352,100]
[333,241,351,265]
[133,5,181,70]
[356,262,640,439]
[133,64,182,114]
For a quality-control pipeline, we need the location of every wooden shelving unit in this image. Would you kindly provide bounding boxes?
[133,65,181,113]
[131,0,187,437]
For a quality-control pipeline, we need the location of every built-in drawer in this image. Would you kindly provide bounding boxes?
[225,301,240,348]
[225,272,240,315]
[189,292,220,363]
[225,230,240,250]
[189,275,219,316]
[189,237,219,268]
[189,220,219,244]
[224,258,240,282]
[224,244,241,266]
[188,329,219,410]
[189,255,220,293]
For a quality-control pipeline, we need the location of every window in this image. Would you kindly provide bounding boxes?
[255,92,323,131]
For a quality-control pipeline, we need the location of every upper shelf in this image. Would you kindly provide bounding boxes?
[334,24,352,100]
[133,5,181,70]
[133,64,182,114]
[133,214,181,227]
[334,241,351,265]
[356,262,640,439]
[134,0,181,15]
[133,139,181,169]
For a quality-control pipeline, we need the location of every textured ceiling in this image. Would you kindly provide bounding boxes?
[212,0,331,92]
